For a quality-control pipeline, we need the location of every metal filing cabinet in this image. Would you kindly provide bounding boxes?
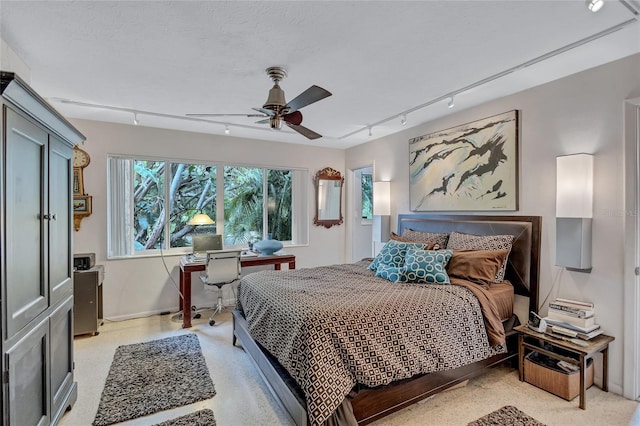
[73,265,104,336]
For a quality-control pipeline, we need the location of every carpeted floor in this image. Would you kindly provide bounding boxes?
[60,310,639,426]
[468,405,545,426]
[92,334,216,426]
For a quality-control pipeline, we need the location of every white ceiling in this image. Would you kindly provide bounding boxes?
[1,1,639,149]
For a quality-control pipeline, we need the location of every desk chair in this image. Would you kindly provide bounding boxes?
[199,249,241,326]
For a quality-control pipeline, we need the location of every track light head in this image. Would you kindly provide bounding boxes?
[133,112,139,125]
[447,96,455,109]
[400,114,407,126]
[368,126,372,137]
[586,0,604,12]
[224,125,230,135]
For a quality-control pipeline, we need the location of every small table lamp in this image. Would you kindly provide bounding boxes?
[187,213,215,226]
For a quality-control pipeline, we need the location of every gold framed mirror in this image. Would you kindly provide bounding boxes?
[313,167,344,229]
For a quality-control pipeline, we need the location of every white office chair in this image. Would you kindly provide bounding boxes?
[199,249,241,326]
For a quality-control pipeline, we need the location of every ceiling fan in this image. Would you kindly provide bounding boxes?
[186,66,332,140]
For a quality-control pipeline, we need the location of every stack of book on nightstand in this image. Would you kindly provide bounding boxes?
[544,298,603,340]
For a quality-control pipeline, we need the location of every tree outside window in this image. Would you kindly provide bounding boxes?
[125,158,299,254]
[361,173,373,220]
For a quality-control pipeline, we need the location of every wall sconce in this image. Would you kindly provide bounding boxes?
[556,154,593,271]
[372,181,391,253]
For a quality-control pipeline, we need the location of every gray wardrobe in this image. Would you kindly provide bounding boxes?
[1,72,85,425]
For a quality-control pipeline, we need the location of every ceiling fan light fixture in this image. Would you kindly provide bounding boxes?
[586,0,604,12]
[269,116,283,130]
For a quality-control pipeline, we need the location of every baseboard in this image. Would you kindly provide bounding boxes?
[105,308,176,322]
[105,301,239,322]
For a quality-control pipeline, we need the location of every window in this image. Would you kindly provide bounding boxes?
[107,156,307,258]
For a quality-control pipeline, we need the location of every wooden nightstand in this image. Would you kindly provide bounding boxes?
[515,324,614,409]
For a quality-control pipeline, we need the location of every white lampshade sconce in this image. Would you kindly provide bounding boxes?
[555,154,593,271]
[372,181,391,252]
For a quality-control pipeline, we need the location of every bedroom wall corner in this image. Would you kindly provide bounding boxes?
[0,37,31,82]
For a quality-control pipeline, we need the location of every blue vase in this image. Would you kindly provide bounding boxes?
[254,234,283,256]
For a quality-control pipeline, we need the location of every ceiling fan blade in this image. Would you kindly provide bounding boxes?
[285,122,322,140]
[283,111,303,126]
[186,113,266,117]
[285,85,332,113]
[255,118,270,125]
[252,107,276,116]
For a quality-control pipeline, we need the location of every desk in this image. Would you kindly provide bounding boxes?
[179,254,296,328]
[515,324,614,409]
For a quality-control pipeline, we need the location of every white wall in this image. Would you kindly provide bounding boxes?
[70,119,345,319]
[0,38,30,82]
[346,53,640,396]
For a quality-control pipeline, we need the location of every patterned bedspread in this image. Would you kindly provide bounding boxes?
[237,260,506,426]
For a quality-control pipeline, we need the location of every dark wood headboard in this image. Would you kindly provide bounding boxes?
[397,214,541,314]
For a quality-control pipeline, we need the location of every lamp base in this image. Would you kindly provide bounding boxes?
[556,218,592,271]
[372,215,390,242]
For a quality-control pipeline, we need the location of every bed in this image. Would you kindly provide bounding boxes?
[233,214,541,425]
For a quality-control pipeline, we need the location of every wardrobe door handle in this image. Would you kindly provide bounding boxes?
[43,213,57,221]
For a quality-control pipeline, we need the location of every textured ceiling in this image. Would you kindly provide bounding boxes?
[1,1,639,148]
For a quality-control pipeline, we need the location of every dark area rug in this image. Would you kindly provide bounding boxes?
[468,405,546,426]
[93,334,216,426]
[153,409,217,426]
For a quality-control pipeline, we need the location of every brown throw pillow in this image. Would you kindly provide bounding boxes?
[446,249,511,285]
[390,232,437,250]
[446,232,514,282]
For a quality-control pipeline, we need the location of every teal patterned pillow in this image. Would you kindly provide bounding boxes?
[374,264,408,283]
[368,240,427,271]
[403,248,453,284]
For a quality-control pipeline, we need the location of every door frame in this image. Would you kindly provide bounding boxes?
[623,98,640,400]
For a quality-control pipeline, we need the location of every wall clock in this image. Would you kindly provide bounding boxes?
[72,146,92,231]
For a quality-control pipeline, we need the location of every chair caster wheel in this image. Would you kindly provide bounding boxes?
[194,313,201,319]
[209,320,215,326]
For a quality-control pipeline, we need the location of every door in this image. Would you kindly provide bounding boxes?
[48,135,73,306]
[49,296,74,424]
[5,317,49,426]
[4,107,48,338]
[351,166,373,261]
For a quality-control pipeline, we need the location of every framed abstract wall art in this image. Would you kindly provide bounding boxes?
[409,110,519,211]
